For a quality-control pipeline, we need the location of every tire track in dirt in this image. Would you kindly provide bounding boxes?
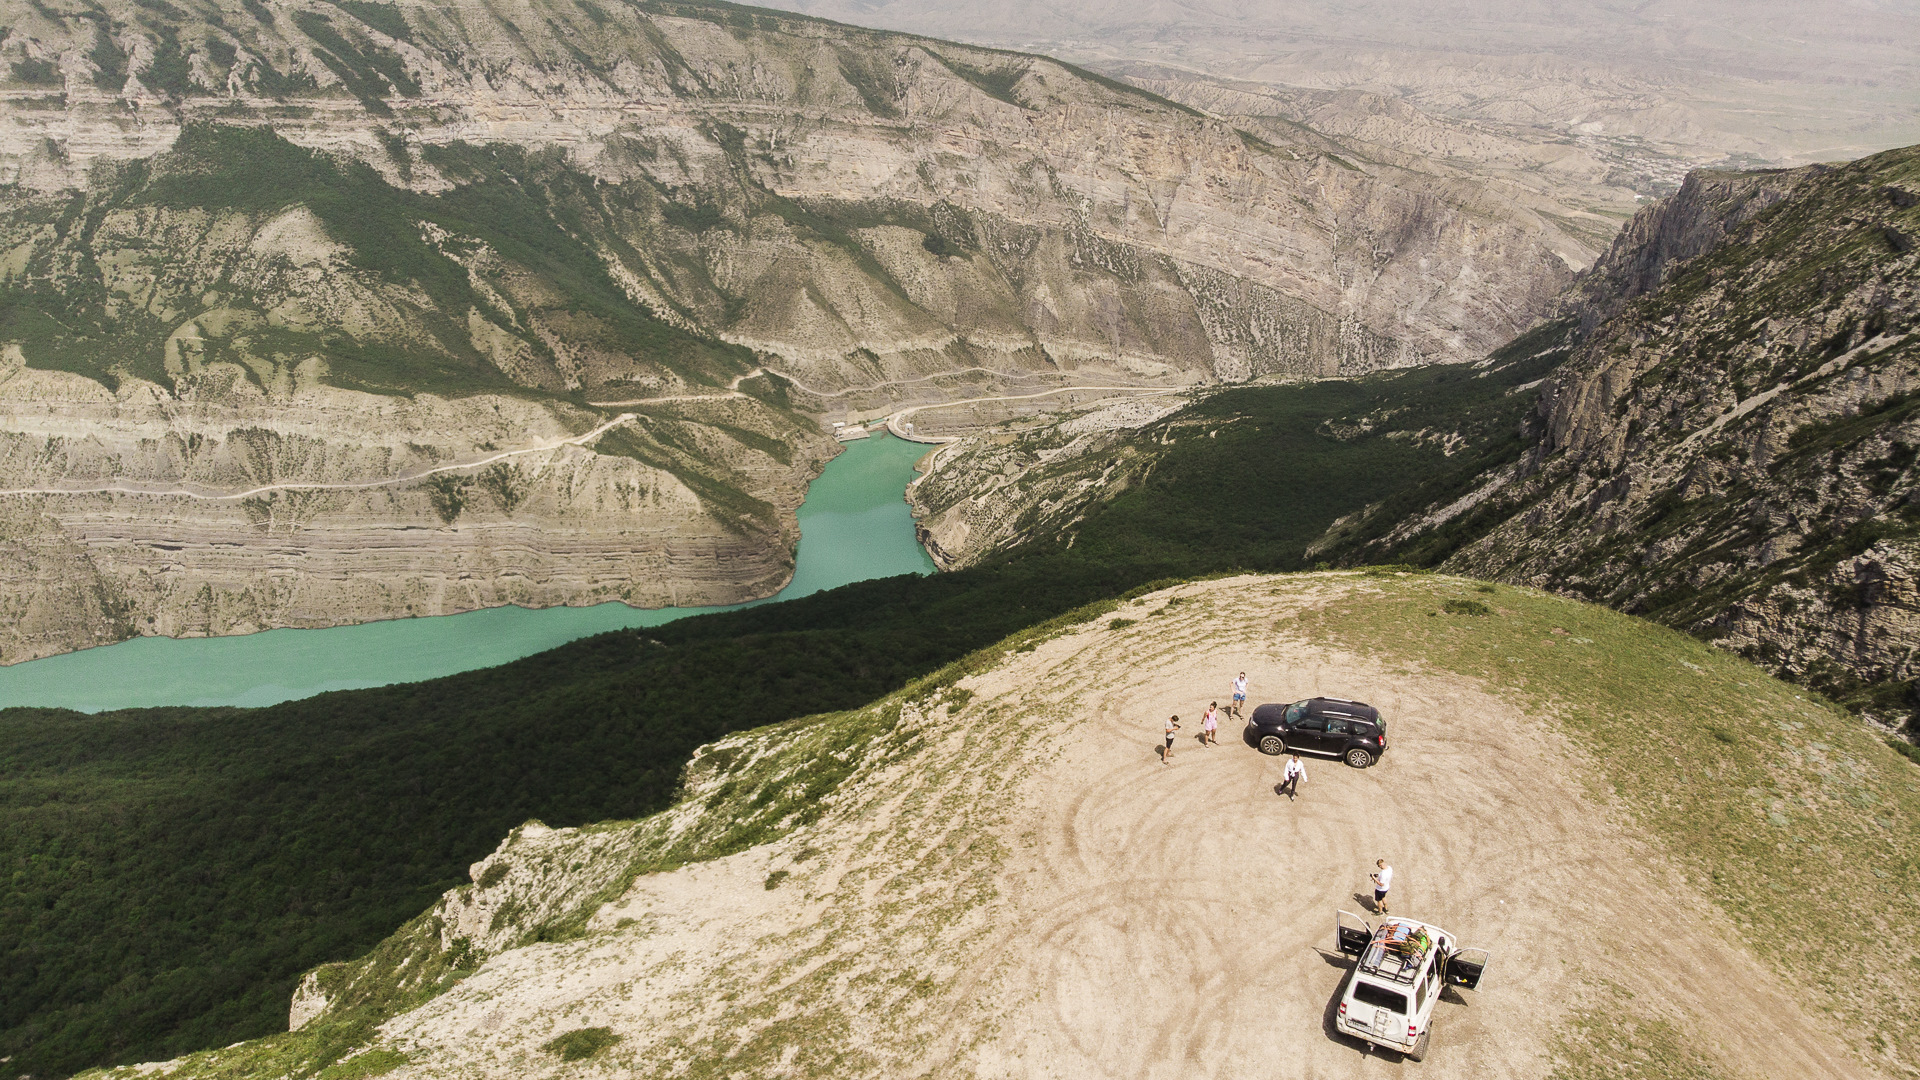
[948,580,1879,1080]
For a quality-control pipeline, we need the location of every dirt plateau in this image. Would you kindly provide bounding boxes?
[197,575,1912,1080]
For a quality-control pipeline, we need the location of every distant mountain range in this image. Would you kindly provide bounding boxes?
[0,0,1579,664]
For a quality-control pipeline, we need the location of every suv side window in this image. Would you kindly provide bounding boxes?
[1326,719,1351,736]
[1295,716,1327,733]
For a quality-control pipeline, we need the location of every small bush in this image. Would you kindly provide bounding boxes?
[543,1027,621,1062]
[476,861,509,889]
[1107,618,1137,630]
[1442,598,1493,617]
[1890,738,1920,766]
[1475,583,1497,594]
[764,869,790,890]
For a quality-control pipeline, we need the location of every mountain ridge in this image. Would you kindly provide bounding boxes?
[0,0,1583,662]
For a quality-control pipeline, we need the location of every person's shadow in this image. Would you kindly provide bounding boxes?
[1351,892,1383,915]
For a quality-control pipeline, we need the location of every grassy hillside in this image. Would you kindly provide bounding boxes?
[69,573,1920,1080]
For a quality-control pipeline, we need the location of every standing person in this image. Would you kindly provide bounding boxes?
[1371,859,1394,915]
[1279,754,1305,800]
[1231,672,1249,717]
[1162,714,1181,764]
[1202,702,1220,746]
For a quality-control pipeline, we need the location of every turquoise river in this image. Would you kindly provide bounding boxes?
[0,432,936,712]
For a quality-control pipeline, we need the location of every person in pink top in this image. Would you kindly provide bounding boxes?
[1201,701,1220,746]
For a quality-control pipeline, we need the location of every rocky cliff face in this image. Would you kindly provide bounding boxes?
[1353,146,1920,731]
[0,0,1581,661]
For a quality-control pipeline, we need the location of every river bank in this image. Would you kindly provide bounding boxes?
[0,434,934,712]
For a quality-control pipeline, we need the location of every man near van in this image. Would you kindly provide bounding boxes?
[1371,859,1394,915]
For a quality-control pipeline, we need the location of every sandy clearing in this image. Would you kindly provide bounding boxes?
[373,577,1878,1080]
[955,581,1870,1079]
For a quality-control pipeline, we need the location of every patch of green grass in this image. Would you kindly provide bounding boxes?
[1442,598,1492,616]
[542,1027,620,1062]
[1549,991,1730,1080]
[315,1048,408,1080]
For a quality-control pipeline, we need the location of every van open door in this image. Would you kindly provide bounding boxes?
[1336,910,1372,958]
[1445,947,1491,990]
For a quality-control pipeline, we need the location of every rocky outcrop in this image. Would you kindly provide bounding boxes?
[1354,146,1920,729]
[1552,167,1805,333]
[908,394,1186,568]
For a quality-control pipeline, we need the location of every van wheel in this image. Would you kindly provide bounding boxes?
[1408,1028,1429,1062]
[1345,747,1374,769]
[1259,735,1286,756]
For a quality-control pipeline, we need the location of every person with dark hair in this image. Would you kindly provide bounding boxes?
[1279,754,1305,800]
[1162,714,1180,764]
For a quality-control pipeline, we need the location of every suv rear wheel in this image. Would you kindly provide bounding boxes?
[1258,735,1286,756]
[1345,747,1374,769]
[1408,1028,1429,1062]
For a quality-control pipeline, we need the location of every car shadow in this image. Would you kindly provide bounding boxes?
[1312,948,1350,969]
[1241,723,1259,749]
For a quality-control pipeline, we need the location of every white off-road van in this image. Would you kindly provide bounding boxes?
[1333,910,1491,1061]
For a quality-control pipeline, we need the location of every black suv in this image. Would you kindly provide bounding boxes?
[1247,697,1387,768]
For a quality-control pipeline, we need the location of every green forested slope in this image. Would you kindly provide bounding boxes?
[1,345,1565,1077]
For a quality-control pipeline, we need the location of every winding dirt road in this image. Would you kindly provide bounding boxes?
[0,413,641,502]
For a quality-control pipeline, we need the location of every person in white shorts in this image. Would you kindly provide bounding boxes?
[1371,859,1394,915]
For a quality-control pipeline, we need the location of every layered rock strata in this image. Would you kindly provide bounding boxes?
[0,0,1583,660]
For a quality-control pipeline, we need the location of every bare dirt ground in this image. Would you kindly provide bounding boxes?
[374,578,1881,1080]
[963,584,1868,1079]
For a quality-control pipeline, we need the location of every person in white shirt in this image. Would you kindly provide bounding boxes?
[1231,673,1248,717]
[1371,859,1394,915]
[1162,714,1180,764]
[1279,754,1305,800]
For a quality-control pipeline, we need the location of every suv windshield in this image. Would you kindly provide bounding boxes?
[1352,981,1409,1014]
